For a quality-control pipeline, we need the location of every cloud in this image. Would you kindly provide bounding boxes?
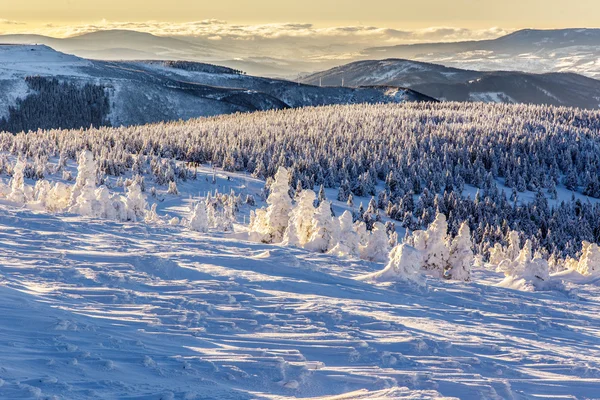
[21,19,510,45]
[0,18,25,25]
[0,19,511,66]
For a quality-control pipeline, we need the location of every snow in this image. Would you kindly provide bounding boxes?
[1,165,600,398]
[0,45,91,78]
[468,92,516,103]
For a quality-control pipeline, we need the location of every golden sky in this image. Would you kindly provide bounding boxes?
[1,0,598,37]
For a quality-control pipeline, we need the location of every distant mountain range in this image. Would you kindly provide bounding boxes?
[362,29,600,79]
[301,59,600,109]
[0,45,434,133]
[2,28,600,78]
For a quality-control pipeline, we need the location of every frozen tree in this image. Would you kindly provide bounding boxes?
[189,201,209,233]
[167,181,179,195]
[408,213,450,277]
[305,200,339,253]
[445,222,473,281]
[488,243,506,266]
[93,186,116,220]
[69,150,96,208]
[283,189,316,247]
[318,184,326,205]
[576,241,600,275]
[506,231,521,262]
[8,158,26,203]
[365,244,424,285]
[329,211,360,257]
[361,222,391,262]
[124,180,147,222]
[249,166,292,243]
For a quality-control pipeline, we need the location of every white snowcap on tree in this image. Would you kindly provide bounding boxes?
[407,212,449,277]
[249,166,292,243]
[69,150,96,208]
[283,189,317,247]
[305,200,339,253]
[329,210,360,257]
[8,158,27,204]
[363,244,424,285]
[445,221,473,281]
[576,241,600,275]
[189,200,209,233]
[361,222,391,262]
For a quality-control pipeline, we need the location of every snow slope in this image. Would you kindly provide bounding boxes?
[0,45,435,131]
[1,175,600,399]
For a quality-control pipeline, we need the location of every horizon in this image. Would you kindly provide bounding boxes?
[2,0,600,46]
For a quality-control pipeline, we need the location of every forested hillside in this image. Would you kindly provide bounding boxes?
[2,102,600,262]
[0,76,110,133]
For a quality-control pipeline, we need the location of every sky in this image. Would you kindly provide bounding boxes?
[0,0,598,51]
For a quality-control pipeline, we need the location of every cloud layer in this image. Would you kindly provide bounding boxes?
[24,19,509,46]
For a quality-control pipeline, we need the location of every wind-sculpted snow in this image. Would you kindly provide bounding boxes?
[0,204,600,399]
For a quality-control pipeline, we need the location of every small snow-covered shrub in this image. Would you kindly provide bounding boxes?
[249,166,292,243]
[576,242,600,276]
[188,201,209,233]
[497,239,552,290]
[329,211,360,257]
[283,189,317,247]
[406,213,449,278]
[361,222,390,263]
[445,222,473,281]
[8,158,27,204]
[305,200,339,253]
[124,181,147,222]
[167,181,178,195]
[364,244,424,285]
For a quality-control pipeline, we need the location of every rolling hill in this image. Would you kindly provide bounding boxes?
[0,44,435,133]
[302,58,600,109]
[362,28,600,79]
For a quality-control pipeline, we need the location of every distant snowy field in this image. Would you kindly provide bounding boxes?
[1,164,600,399]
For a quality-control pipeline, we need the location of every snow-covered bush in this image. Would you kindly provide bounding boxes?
[283,189,317,247]
[188,201,209,233]
[69,150,96,208]
[305,200,339,253]
[576,241,600,275]
[497,239,552,290]
[364,244,424,285]
[249,167,292,243]
[45,182,71,211]
[167,181,178,195]
[406,213,449,277]
[329,211,360,257]
[123,180,147,222]
[361,222,390,262]
[8,158,27,203]
[445,222,473,281]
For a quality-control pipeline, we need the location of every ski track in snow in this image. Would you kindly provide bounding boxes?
[1,202,600,399]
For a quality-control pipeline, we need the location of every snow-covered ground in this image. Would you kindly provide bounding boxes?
[1,166,600,399]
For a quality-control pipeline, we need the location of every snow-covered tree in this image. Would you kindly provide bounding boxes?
[408,213,450,277]
[69,150,96,207]
[124,180,147,222]
[445,222,473,281]
[283,189,316,247]
[329,210,360,257]
[576,241,600,275]
[365,244,424,285]
[305,200,339,253]
[8,158,27,203]
[361,222,390,262]
[189,201,209,233]
[249,166,292,243]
